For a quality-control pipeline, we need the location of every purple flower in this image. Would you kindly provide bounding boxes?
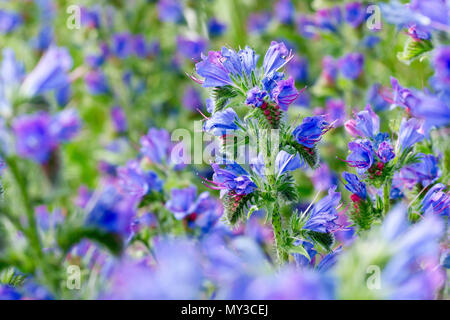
[342,172,367,200]
[85,70,109,95]
[433,46,450,85]
[339,52,364,80]
[245,87,267,107]
[345,140,374,173]
[247,12,271,34]
[0,10,22,34]
[292,240,316,268]
[194,51,234,88]
[21,47,72,97]
[110,106,128,133]
[262,71,284,97]
[421,184,449,216]
[0,285,21,300]
[296,15,317,39]
[157,0,184,24]
[207,18,227,37]
[275,150,304,175]
[111,33,133,59]
[303,187,341,233]
[355,104,379,139]
[1,48,24,88]
[400,153,441,187]
[398,118,424,153]
[274,0,295,25]
[389,77,421,111]
[311,163,337,192]
[263,41,292,77]
[203,108,239,136]
[344,2,365,28]
[182,86,202,111]
[132,34,148,58]
[377,141,395,163]
[322,56,338,83]
[367,83,389,111]
[85,184,137,237]
[166,186,198,220]
[286,55,308,83]
[272,76,299,111]
[315,7,342,32]
[50,108,81,143]
[211,163,257,197]
[12,112,54,163]
[292,116,331,148]
[118,161,163,198]
[324,98,346,126]
[80,7,101,29]
[139,128,171,164]
[410,0,449,27]
[177,36,208,61]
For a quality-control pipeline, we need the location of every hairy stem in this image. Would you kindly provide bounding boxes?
[383,180,392,216]
[271,202,288,265]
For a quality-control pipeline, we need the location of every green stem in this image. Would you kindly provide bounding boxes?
[383,180,392,216]
[271,202,288,266]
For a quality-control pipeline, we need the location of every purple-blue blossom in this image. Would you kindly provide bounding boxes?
[342,172,367,200]
[292,116,331,148]
[398,118,424,153]
[272,76,299,111]
[303,187,341,233]
[339,52,364,80]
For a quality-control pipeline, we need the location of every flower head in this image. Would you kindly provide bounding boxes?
[421,183,449,216]
[203,108,239,136]
[245,87,267,107]
[345,140,374,174]
[272,76,299,111]
[398,118,424,153]
[292,116,331,148]
[377,141,395,163]
[339,52,364,80]
[342,172,367,200]
[263,41,292,77]
[303,187,341,233]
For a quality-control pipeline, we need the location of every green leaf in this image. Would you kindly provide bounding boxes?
[211,86,238,112]
[288,244,310,260]
[306,231,335,252]
[397,38,433,65]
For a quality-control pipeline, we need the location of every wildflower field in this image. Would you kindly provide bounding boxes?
[0,0,449,301]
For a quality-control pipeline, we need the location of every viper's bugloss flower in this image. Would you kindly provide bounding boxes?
[80,7,101,29]
[344,2,365,28]
[407,24,431,41]
[21,46,72,97]
[245,87,267,107]
[400,153,441,187]
[410,0,449,28]
[85,184,137,236]
[203,108,239,136]
[85,69,109,95]
[367,83,389,112]
[380,206,445,299]
[315,7,342,32]
[433,46,450,85]
[263,41,292,77]
[322,56,338,83]
[132,34,148,58]
[140,128,172,164]
[324,98,346,126]
[177,36,208,61]
[207,18,227,37]
[1,48,24,88]
[0,285,21,300]
[398,118,424,153]
[272,76,299,111]
[275,150,304,176]
[111,33,133,59]
[239,46,259,78]
[389,77,421,111]
[339,52,364,80]
[247,12,271,34]
[377,141,395,163]
[355,104,379,139]
[303,187,341,233]
[166,186,198,220]
[345,140,374,173]
[195,51,233,87]
[296,15,317,39]
[286,55,308,83]
[262,71,284,97]
[118,160,162,198]
[274,0,295,25]
[311,163,337,192]
[12,112,54,163]
[342,172,367,200]
[211,163,257,197]
[110,106,128,133]
[157,0,184,24]
[292,116,331,148]
[182,86,202,111]
[49,108,81,143]
[421,183,449,216]
[0,10,22,34]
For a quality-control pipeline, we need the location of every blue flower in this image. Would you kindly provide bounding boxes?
[49,108,81,143]
[342,172,367,200]
[84,70,109,95]
[245,87,267,107]
[367,83,389,111]
[140,128,171,164]
[239,46,259,78]
[211,163,257,197]
[118,161,163,198]
[398,118,424,153]
[345,140,374,173]
[292,240,316,268]
[354,104,379,139]
[303,187,341,233]
[421,183,449,216]
[182,86,203,111]
[263,41,292,77]
[433,46,450,86]
[207,18,227,37]
[275,150,304,176]
[203,108,239,136]
[247,12,272,35]
[344,2,365,28]
[111,33,133,59]
[195,51,234,88]
[0,10,22,34]
[286,55,309,83]
[21,46,72,97]
[292,116,330,148]
[274,0,295,25]
[339,52,364,80]
[377,141,395,163]
[166,186,198,220]
[272,76,299,111]
[262,71,284,97]
[157,0,184,24]
[177,36,208,61]
[390,77,421,111]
